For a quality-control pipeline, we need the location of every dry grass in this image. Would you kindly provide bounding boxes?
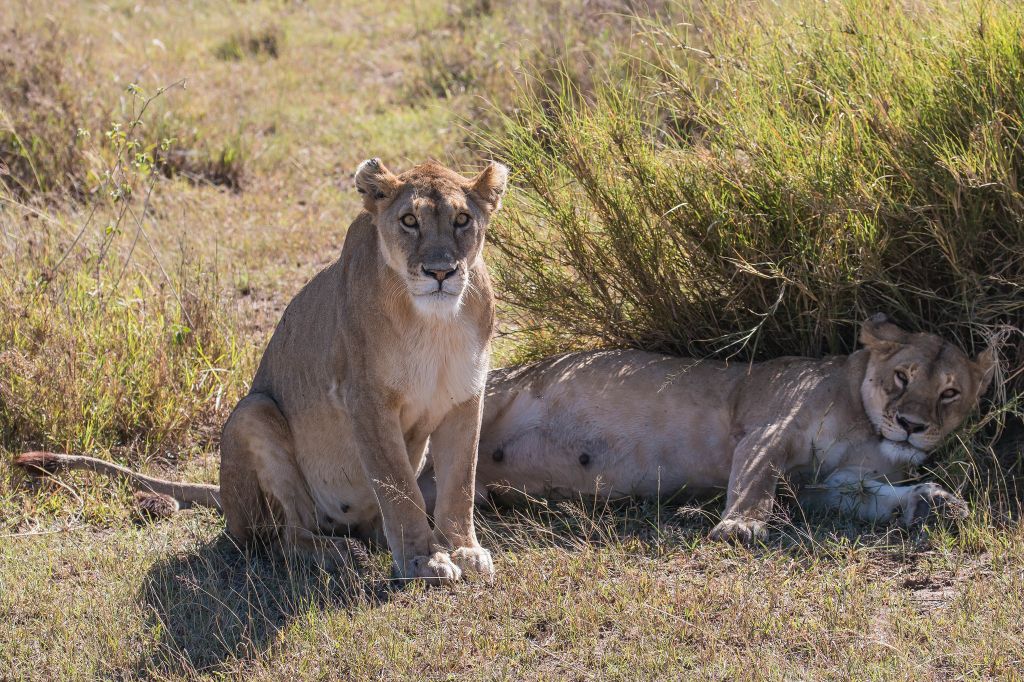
[1,0,1023,679]
[2,487,1023,680]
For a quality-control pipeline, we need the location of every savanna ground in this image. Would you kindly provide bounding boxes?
[2,0,1024,679]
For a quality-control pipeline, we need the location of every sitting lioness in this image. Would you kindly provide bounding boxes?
[15,158,508,584]
[426,315,995,542]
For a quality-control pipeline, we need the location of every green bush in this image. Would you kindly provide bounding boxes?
[483,0,1024,498]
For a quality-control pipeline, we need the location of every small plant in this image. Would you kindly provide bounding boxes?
[0,81,250,465]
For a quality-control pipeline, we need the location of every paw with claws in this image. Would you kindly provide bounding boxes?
[396,551,462,586]
[901,483,969,527]
[450,546,495,583]
[709,517,768,545]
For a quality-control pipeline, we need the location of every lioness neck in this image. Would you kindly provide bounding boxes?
[356,216,492,429]
[250,213,492,410]
[843,348,871,410]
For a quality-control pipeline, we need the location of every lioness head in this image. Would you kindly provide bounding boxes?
[859,313,996,454]
[354,158,508,318]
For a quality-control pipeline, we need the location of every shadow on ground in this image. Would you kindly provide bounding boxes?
[132,495,723,675]
[134,532,394,675]
[132,481,1019,675]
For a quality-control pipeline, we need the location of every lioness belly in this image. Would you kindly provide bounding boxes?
[288,396,450,536]
[476,350,740,499]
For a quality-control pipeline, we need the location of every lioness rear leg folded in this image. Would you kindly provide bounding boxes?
[709,427,790,544]
[221,393,354,571]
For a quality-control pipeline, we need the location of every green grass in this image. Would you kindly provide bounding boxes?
[0,235,244,457]
[1,0,1023,679]
[488,1,1024,371]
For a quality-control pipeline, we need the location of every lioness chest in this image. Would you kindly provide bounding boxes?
[386,314,488,433]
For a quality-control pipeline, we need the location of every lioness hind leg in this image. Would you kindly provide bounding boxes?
[221,394,349,568]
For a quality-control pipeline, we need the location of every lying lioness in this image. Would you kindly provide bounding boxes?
[16,158,508,584]
[425,315,995,542]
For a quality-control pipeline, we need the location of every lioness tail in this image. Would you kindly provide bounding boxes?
[13,451,222,512]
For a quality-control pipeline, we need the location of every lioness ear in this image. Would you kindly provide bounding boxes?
[859,313,909,354]
[469,161,509,213]
[973,345,998,398]
[354,158,399,211]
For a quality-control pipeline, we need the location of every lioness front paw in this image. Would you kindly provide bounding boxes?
[397,551,462,586]
[709,517,767,545]
[902,483,969,527]
[450,546,495,583]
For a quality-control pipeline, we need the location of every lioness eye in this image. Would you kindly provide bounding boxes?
[894,370,908,388]
[400,214,418,230]
[454,212,471,228]
[941,388,960,401]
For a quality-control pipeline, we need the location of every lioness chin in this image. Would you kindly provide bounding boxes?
[16,158,508,584]
[422,315,996,543]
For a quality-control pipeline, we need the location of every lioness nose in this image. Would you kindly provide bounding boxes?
[897,414,927,435]
[422,264,458,282]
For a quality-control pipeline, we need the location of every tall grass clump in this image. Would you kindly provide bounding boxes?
[0,26,99,199]
[0,84,250,466]
[213,25,283,62]
[484,1,1024,502]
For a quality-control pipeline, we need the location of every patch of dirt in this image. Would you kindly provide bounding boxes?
[901,574,957,613]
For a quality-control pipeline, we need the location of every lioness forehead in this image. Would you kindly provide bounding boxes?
[893,334,971,375]
[411,194,467,215]
[397,161,470,198]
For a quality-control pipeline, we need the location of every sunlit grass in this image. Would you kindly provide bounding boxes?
[0,0,1022,679]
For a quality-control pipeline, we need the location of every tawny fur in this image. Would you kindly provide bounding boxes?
[420,315,995,543]
[14,158,508,584]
